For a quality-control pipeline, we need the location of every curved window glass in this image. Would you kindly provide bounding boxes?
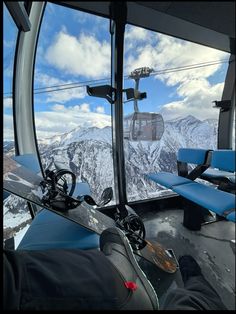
[3,4,32,244]
[3,3,17,152]
[34,3,115,204]
[123,24,230,202]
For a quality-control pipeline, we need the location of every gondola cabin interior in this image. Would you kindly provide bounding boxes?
[3,1,235,310]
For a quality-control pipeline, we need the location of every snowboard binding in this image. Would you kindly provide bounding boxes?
[40,167,113,211]
[115,205,146,250]
[40,168,81,211]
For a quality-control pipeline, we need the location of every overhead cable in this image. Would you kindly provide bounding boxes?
[3,59,230,98]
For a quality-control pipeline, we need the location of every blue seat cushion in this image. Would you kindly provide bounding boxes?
[147,172,191,189]
[226,211,236,222]
[178,148,209,164]
[211,150,236,172]
[201,168,235,184]
[173,182,235,218]
[10,156,99,250]
[17,209,99,250]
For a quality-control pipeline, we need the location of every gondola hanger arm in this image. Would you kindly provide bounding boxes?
[123,88,147,103]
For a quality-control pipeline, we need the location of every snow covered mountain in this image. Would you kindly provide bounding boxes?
[37,115,217,201]
[3,115,218,241]
[4,140,15,154]
[3,194,32,242]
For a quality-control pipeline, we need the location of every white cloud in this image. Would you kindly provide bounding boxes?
[124,25,156,54]
[125,32,229,79]
[3,114,14,141]
[51,103,90,113]
[4,97,12,108]
[160,80,224,120]
[34,72,87,103]
[34,104,111,139]
[80,103,90,112]
[51,104,65,111]
[95,106,105,114]
[46,87,86,103]
[126,26,150,42]
[125,25,152,45]
[35,72,62,87]
[45,30,110,79]
[125,27,229,120]
[125,45,156,75]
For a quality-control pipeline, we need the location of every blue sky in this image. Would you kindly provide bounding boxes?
[4,2,230,140]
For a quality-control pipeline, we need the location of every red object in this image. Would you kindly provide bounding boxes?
[124,281,138,291]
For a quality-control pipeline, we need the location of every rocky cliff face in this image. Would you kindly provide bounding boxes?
[37,114,217,201]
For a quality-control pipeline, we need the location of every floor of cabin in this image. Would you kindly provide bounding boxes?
[135,208,235,310]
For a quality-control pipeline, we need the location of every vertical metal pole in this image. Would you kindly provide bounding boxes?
[134,78,140,112]
[218,55,235,149]
[110,2,127,211]
[13,2,45,156]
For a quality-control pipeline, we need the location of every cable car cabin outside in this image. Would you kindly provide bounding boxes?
[124,112,164,141]
[3,1,235,311]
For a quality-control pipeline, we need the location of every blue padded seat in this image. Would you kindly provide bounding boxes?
[17,209,100,250]
[226,211,236,223]
[11,154,99,251]
[16,181,100,250]
[146,148,235,225]
[201,168,235,184]
[173,182,235,221]
[178,148,209,164]
[146,148,210,189]
[211,150,235,172]
[200,150,235,191]
[147,172,191,189]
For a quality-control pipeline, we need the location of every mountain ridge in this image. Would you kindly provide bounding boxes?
[3,115,218,241]
[37,115,218,201]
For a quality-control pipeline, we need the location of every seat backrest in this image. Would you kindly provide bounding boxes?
[177,148,210,165]
[12,153,41,174]
[211,150,236,172]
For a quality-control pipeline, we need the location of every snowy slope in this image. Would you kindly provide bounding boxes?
[37,115,217,201]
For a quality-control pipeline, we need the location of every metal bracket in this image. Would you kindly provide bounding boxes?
[123,88,147,103]
[86,85,116,104]
[4,1,31,32]
[212,100,231,112]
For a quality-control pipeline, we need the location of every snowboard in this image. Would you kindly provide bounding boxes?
[3,155,116,235]
[3,155,178,273]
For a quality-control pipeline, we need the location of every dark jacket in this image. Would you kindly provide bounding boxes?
[3,248,127,310]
